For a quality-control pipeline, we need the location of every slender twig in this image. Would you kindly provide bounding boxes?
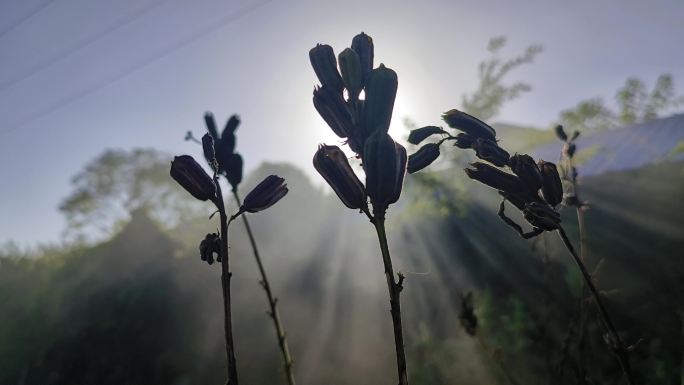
[215,180,239,385]
[557,225,635,385]
[576,206,588,385]
[372,214,409,385]
[232,189,296,385]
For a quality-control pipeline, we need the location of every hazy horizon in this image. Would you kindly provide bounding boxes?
[2,0,683,245]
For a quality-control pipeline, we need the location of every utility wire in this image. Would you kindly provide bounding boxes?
[0,0,272,138]
[0,0,57,39]
[0,0,172,91]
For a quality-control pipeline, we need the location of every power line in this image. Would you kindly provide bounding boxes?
[0,0,272,138]
[0,0,57,39]
[0,0,172,91]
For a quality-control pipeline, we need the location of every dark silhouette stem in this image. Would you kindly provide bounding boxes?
[576,207,588,384]
[215,181,239,385]
[557,225,635,385]
[372,215,409,385]
[232,189,296,385]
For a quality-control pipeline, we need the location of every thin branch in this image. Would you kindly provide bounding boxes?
[232,189,296,385]
[557,225,636,385]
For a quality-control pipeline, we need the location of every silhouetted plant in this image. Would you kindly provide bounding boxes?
[188,114,297,385]
[170,136,288,385]
[408,109,638,385]
[555,124,590,382]
[310,32,410,385]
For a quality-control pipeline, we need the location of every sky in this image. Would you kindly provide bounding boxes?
[1,0,683,246]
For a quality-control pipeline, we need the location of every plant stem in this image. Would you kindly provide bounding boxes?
[372,216,409,385]
[557,225,635,385]
[576,207,588,385]
[216,182,239,385]
[232,190,296,385]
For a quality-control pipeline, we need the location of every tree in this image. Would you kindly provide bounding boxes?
[59,148,205,241]
[461,36,543,121]
[559,73,684,132]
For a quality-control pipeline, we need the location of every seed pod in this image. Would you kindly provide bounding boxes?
[442,109,496,141]
[221,115,240,155]
[509,154,542,191]
[202,133,217,170]
[170,155,217,202]
[225,153,243,191]
[464,162,525,196]
[240,175,288,214]
[351,32,374,81]
[313,144,367,210]
[199,233,221,265]
[363,132,406,215]
[473,138,510,167]
[554,125,567,142]
[204,112,219,139]
[361,64,398,137]
[563,142,576,158]
[309,44,344,94]
[453,133,476,149]
[338,48,363,99]
[523,202,561,231]
[313,85,355,138]
[538,160,563,207]
[571,130,580,141]
[408,126,445,145]
[407,143,440,174]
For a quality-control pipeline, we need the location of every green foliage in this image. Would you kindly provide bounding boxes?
[461,36,543,121]
[59,148,206,241]
[560,73,684,132]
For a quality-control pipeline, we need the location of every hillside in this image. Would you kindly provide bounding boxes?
[1,160,682,385]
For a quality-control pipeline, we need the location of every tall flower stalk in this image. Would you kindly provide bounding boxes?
[310,33,410,385]
[196,113,297,385]
[407,110,637,385]
[170,135,288,385]
[554,125,589,382]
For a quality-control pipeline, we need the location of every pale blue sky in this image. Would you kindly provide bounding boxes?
[1,0,683,246]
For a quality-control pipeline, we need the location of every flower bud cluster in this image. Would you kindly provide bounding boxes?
[311,33,407,218]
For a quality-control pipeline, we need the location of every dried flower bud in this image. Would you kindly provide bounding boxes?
[453,133,476,149]
[199,233,221,265]
[538,160,563,207]
[351,32,374,81]
[563,142,576,158]
[313,145,367,210]
[309,44,344,94]
[313,85,355,138]
[509,154,542,191]
[407,143,440,174]
[225,153,243,190]
[240,175,288,214]
[361,64,398,137]
[363,132,407,215]
[408,126,445,145]
[571,130,580,141]
[221,115,240,155]
[170,155,216,202]
[523,202,561,231]
[473,138,510,167]
[554,125,567,141]
[204,112,219,139]
[202,133,217,171]
[338,48,363,99]
[464,162,525,196]
[442,109,496,141]
[458,292,478,337]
